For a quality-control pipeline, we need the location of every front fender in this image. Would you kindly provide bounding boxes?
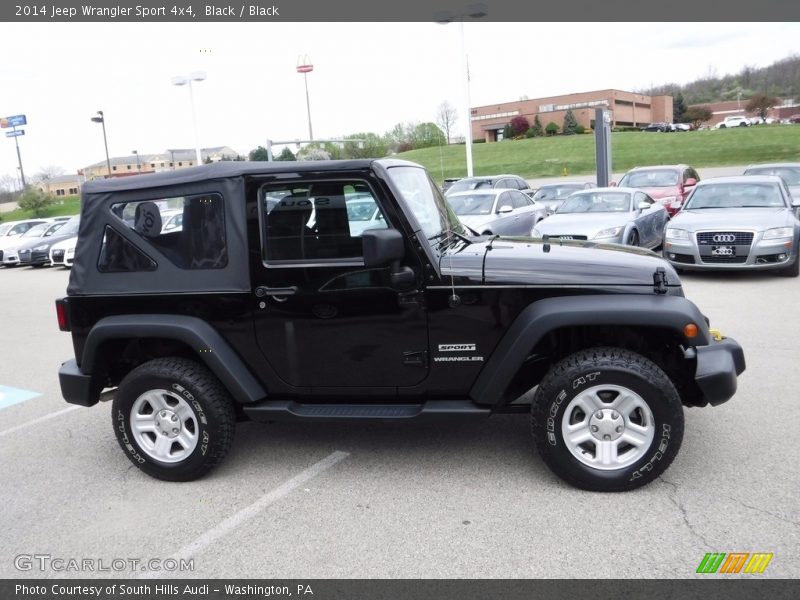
[469,294,711,405]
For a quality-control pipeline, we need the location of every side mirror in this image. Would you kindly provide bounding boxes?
[638,202,651,210]
[497,205,513,214]
[685,178,698,187]
[8,231,20,237]
[362,228,405,268]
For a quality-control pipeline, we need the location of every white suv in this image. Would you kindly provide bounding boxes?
[715,116,750,129]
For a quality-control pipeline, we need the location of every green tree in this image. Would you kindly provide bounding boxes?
[343,132,389,159]
[411,122,444,149]
[510,115,530,137]
[683,106,713,129]
[275,147,296,161]
[19,187,54,217]
[248,146,270,161]
[502,123,513,140]
[531,115,544,137]
[745,94,780,120]
[545,121,560,136]
[673,92,687,122]
[562,109,578,135]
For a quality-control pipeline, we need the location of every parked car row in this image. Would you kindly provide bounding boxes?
[0,217,78,268]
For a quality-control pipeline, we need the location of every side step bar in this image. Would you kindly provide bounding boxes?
[243,400,491,422]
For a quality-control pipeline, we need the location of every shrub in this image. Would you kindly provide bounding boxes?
[510,115,530,137]
[545,122,560,136]
[531,115,544,137]
[563,109,578,135]
[575,125,586,134]
[18,188,54,217]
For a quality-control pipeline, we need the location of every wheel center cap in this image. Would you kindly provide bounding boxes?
[590,409,624,441]
[154,409,181,438]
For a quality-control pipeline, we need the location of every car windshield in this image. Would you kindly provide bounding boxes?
[744,167,800,186]
[387,166,465,242]
[22,223,50,237]
[448,193,496,216]
[558,192,631,213]
[685,183,786,209]
[0,223,12,236]
[446,179,493,195]
[54,216,80,237]
[43,222,65,236]
[532,185,583,202]
[620,170,679,187]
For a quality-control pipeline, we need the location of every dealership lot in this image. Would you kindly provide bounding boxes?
[0,266,798,578]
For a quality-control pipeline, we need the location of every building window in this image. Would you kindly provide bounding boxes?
[150,163,155,168]
[127,165,132,170]
[112,166,117,171]
[615,99,633,107]
[69,187,78,194]
[56,189,65,196]
[178,162,183,167]
[170,162,174,167]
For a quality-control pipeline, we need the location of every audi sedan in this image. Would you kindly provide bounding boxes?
[531,181,596,215]
[531,187,668,249]
[663,176,800,276]
[743,163,800,200]
[447,188,546,236]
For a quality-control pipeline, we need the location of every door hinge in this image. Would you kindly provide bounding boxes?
[402,350,428,368]
[653,267,668,294]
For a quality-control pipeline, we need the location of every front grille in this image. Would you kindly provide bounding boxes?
[700,255,748,264]
[696,231,754,246]
[671,253,695,264]
[549,235,588,241]
[52,250,65,261]
[0,250,3,261]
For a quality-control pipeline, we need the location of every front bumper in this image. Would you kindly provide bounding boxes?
[59,358,102,407]
[664,235,796,270]
[693,337,746,406]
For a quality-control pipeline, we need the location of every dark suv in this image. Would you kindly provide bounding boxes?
[57,160,744,492]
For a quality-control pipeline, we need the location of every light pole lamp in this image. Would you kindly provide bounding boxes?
[171,71,207,165]
[132,149,141,172]
[90,110,112,177]
[296,56,314,141]
[436,3,488,178]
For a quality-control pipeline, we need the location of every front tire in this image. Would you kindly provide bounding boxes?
[531,347,684,492]
[627,230,639,246]
[112,357,236,481]
[779,256,800,277]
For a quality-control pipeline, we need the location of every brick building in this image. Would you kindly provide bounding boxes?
[471,89,673,142]
[688,98,800,126]
[82,146,240,181]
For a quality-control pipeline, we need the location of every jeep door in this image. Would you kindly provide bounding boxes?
[251,177,429,392]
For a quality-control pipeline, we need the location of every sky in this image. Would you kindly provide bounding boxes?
[0,21,798,184]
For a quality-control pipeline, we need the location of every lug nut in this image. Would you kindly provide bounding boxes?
[596,412,603,420]
[172,428,178,434]
[616,426,622,433]
[162,431,168,436]
[603,434,611,440]
[591,425,599,432]
[171,415,177,422]
[611,412,619,419]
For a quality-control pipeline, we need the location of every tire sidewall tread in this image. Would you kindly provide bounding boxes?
[532,347,684,492]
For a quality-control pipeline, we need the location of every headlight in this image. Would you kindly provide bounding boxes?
[665,228,689,240]
[66,247,75,256]
[594,227,623,239]
[531,228,543,239]
[32,244,49,252]
[762,227,794,239]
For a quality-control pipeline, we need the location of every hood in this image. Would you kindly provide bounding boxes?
[536,212,631,238]
[51,236,78,251]
[638,187,679,200]
[670,207,795,231]
[457,214,496,230]
[16,231,79,252]
[441,237,681,289]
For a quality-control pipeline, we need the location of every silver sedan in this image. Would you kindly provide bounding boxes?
[663,175,800,276]
[448,188,547,236]
[531,187,668,249]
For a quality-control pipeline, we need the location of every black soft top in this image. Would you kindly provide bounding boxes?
[68,159,419,297]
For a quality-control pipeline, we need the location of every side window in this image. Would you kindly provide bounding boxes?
[509,191,525,209]
[98,226,157,273]
[513,178,527,191]
[108,193,227,270]
[497,191,512,211]
[261,180,388,263]
[635,192,653,206]
[11,223,31,235]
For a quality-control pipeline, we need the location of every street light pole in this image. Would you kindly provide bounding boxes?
[132,150,141,172]
[297,57,314,141]
[90,110,112,177]
[172,72,207,165]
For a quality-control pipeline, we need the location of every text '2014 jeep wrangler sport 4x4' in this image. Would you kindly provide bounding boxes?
[57,160,745,492]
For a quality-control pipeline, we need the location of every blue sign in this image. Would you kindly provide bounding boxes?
[5,130,24,137]
[2,114,27,128]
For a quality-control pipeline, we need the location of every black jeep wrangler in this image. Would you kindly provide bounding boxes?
[57,160,745,491]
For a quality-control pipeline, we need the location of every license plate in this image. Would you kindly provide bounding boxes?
[711,245,735,256]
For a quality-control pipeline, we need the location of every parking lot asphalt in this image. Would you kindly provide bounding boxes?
[0,265,798,579]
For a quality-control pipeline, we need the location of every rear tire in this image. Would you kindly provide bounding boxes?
[531,347,684,492]
[112,357,236,481]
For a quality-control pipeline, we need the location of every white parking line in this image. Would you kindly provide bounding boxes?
[142,450,350,578]
[0,405,81,438]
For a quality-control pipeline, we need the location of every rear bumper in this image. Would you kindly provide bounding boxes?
[694,337,746,406]
[59,358,101,407]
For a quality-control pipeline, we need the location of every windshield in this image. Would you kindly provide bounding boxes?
[22,223,50,237]
[54,216,80,237]
[532,185,583,202]
[685,183,786,209]
[744,167,800,186]
[558,192,631,213]
[448,193,496,216]
[387,166,465,241]
[0,223,12,236]
[446,178,493,195]
[620,170,679,187]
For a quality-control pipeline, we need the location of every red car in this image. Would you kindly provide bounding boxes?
[616,164,700,216]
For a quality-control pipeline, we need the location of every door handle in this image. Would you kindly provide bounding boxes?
[255,286,297,298]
